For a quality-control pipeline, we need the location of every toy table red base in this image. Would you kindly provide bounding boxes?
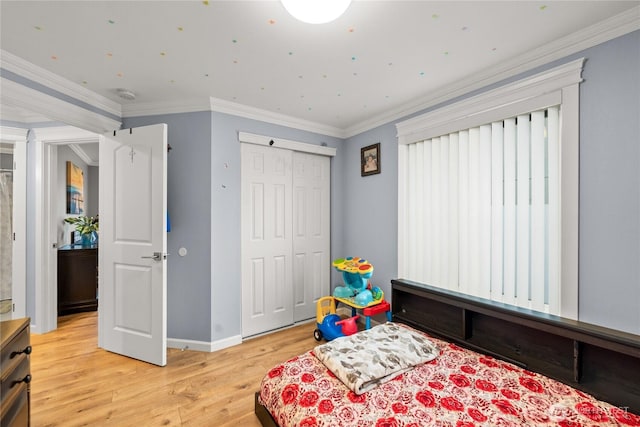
[334,297,392,329]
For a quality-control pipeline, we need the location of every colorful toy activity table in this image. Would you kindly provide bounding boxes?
[334,296,392,329]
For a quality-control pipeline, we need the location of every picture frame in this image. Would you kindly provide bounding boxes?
[361,143,381,176]
[66,161,84,214]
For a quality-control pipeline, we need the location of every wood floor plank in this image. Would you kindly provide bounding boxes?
[30,312,318,426]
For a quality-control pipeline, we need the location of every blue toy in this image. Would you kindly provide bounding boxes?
[313,296,359,341]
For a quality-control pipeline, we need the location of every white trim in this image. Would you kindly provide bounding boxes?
[68,144,99,167]
[0,49,121,118]
[559,84,580,321]
[213,98,345,139]
[1,77,121,134]
[121,98,212,118]
[0,127,28,320]
[167,335,243,353]
[31,126,101,334]
[0,127,28,142]
[2,7,636,139]
[396,59,584,144]
[238,131,337,157]
[345,6,639,138]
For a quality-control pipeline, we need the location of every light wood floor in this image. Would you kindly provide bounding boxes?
[30,312,319,426]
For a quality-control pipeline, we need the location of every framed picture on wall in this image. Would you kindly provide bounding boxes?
[66,161,84,214]
[361,143,381,176]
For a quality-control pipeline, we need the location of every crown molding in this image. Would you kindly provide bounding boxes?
[31,125,99,142]
[1,5,636,140]
[210,97,346,139]
[121,98,212,117]
[1,49,122,118]
[343,5,640,138]
[1,77,121,134]
[0,126,29,143]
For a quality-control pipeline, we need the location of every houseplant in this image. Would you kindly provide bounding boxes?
[64,215,99,246]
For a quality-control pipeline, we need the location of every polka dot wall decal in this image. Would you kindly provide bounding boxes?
[117,72,123,77]
[539,5,547,10]
[298,75,303,79]
[432,14,439,19]
[348,27,355,33]
[288,52,293,55]
[82,81,88,85]
[419,71,425,76]
[268,19,276,24]
[443,51,449,55]
[106,52,113,57]
[351,56,356,61]
[34,26,42,30]
[51,55,58,60]
[203,1,209,5]
[232,39,237,43]
[177,27,184,31]
[160,52,166,56]
[461,26,468,31]
[108,20,115,24]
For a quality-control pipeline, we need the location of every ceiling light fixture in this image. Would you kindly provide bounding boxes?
[116,88,136,101]
[281,0,352,24]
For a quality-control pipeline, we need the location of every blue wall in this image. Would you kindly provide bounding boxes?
[340,30,640,334]
[8,30,639,339]
[124,111,344,342]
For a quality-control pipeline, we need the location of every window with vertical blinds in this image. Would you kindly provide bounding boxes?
[396,59,584,318]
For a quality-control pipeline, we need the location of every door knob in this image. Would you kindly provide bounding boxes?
[141,252,167,261]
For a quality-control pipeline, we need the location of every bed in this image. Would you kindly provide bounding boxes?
[255,279,640,426]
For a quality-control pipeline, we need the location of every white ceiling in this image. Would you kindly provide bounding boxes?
[1,1,638,136]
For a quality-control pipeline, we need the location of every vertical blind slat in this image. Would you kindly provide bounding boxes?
[468,127,480,297]
[516,114,531,307]
[530,111,546,312]
[490,121,504,302]
[503,118,517,306]
[458,130,470,294]
[478,124,492,300]
[547,106,561,314]
[448,133,460,290]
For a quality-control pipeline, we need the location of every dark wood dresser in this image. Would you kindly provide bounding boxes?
[0,317,31,427]
[57,245,98,316]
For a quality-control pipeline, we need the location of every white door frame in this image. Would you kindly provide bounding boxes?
[0,126,27,319]
[32,126,100,334]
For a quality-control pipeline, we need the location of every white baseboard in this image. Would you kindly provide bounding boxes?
[167,334,242,353]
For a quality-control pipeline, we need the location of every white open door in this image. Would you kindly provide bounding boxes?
[98,124,168,366]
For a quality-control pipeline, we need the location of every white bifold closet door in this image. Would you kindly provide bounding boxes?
[241,143,330,337]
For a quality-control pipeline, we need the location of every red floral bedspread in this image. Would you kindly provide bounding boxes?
[259,326,640,427]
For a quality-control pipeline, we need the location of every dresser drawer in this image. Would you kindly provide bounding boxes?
[1,354,30,399]
[0,327,30,369]
[0,318,31,427]
[0,381,28,427]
